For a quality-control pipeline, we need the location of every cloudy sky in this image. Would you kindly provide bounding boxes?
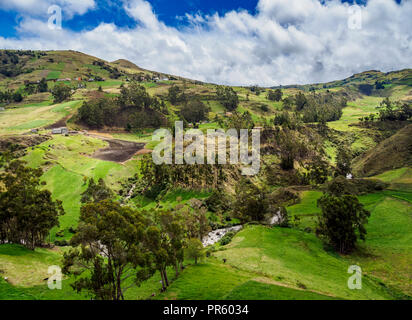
[0,0,410,86]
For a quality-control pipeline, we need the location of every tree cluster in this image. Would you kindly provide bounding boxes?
[232,178,289,226]
[216,86,239,111]
[63,196,209,299]
[0,50,41,77]
[377,98,412,121]
[51,82,73,103]
[0,161,64,249]
[24,78,48,95]
[77,82,167,130]
[267,89,283,101]
[81,178,113,203]
[225,111,254,131]
[180,99,210,124]
[137,154,230,197]
[168,85,187,105]
[0,89,23,104]
[300,92,346,123]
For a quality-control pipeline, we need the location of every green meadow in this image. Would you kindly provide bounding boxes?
[0,50,411,301]
[0,100,82,134]
[22,134,140,240]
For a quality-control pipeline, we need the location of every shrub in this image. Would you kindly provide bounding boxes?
[216,86,239,111]
[326,176,389,196]
[54,240,68,246]
[219,231,235,246]
[51,83,73,103]
[185,238,205,264]
[180,99,209,123]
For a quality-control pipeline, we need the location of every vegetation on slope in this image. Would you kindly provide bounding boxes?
[0,50,411,300]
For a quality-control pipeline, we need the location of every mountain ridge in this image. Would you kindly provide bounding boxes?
[1,49,411,89]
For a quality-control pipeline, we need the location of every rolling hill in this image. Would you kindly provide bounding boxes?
[0,50,411,301]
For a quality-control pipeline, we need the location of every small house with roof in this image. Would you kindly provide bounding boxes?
[51,127,69,135]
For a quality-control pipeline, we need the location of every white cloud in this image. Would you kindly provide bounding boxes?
[0,0,95,17]
[0,0,411,86]
[123,0,159,30]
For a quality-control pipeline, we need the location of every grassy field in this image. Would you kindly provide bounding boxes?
[156,259,338,300]
[0,244,65,287]
[371,168,412,191]
[287,191,322,230]
[0,244,180,300]
[283,175,412,297]
[0,100,82,134]
[46,71,62,81]
[212,225,398,300]
[22,134,141,240]
[328,96,383,132]
[225,280,338,300]
[351,194,412,295]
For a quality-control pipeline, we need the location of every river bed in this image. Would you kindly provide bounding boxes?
[202,225,243,247]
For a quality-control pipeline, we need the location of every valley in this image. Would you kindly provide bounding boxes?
[0,49,411,301]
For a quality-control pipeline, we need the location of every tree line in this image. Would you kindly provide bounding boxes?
[0,89,23,104]
[0,50,44,78]
[136,154,233,198]
[360,98,412,123]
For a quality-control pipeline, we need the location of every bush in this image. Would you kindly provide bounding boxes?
[51,83,73,103]
[268,89,282,101]
[55,230,65,237]
[168,85,186,105]
[267,188,299,207]
[216,86,239,111]
[180,99,209,123]
[12,91,23,102]
[326,176,389,196]
[259,104,269,112]
[206,190,231,213]
[219,231,235,246]
[54,240,68,246]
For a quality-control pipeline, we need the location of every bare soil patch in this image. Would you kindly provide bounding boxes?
[91,138,145,162]
[44,115,70,129]
[136,148,152,155]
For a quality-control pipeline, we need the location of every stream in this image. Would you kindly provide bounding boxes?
[202,225,243,247]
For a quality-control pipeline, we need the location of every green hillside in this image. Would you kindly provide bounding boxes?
[0,50,411,301]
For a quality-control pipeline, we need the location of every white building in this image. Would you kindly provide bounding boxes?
[52,127,69,135]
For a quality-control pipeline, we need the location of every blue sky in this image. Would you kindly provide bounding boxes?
[0,0,382,37]
[0,0,410,85]
[0,0,260,37]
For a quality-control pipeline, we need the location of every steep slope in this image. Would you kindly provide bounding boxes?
[353,124,412,177]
